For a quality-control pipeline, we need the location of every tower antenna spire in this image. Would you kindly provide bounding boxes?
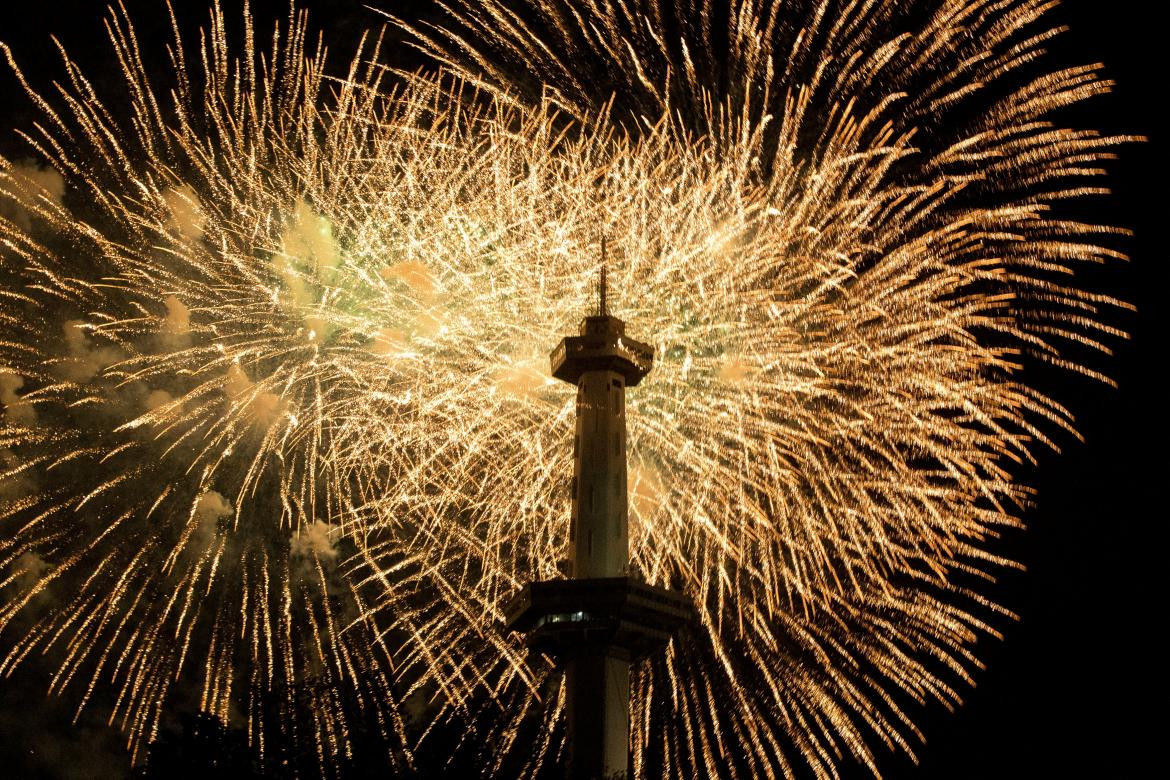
[598,236,608,317]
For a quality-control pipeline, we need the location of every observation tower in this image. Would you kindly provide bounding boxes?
[504,257,694,780]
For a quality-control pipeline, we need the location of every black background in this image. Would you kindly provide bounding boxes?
[0,1,1161,777]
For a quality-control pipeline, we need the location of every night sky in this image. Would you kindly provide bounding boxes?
[0,1,1161,777]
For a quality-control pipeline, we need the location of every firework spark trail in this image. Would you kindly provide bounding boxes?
[0,0,1133,777]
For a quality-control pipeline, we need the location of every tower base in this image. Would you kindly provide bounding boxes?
[565,653,630,780]
[504,577,694,778]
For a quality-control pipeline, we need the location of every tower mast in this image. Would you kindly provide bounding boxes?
[505,250,693,780]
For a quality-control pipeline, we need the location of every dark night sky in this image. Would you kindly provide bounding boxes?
[0,1,1162,777]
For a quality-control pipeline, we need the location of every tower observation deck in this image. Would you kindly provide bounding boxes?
[504,262,694,780]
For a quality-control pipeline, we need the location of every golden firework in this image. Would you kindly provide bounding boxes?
[0,1,1133,776]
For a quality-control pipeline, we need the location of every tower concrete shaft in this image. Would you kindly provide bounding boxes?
[559,310,650,780]
[564,652,630,779]
[565,363,634,778]
[570,367,629,579]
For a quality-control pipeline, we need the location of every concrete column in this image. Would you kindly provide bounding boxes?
[565,654,630,779]
[570,369,628,579]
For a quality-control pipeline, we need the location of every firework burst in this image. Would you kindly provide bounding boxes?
[0,3,420,767]
[0,0,1133,777]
